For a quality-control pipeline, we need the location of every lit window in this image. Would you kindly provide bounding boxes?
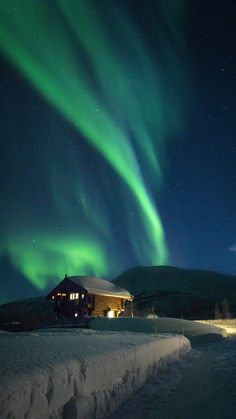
[52,296,55,300]
[70,293,79,300]
[107,310,115,318]
[81,294,85,299]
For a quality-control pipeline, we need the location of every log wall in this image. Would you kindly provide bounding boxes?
[92,295,124,317]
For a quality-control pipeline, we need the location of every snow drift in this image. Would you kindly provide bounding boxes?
[0,329,190,418]
[90,317,227,342]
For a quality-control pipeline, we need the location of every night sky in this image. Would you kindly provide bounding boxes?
[0,0,236,304]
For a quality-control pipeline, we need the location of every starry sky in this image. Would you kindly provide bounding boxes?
[0,0,236,304]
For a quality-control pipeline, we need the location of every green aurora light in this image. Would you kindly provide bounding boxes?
[7,236,107,291]
[0,0,186,290]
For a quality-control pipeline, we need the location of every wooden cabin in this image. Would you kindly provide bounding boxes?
[46,275,133,319]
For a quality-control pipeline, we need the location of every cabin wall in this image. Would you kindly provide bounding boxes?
[92,295,124,317]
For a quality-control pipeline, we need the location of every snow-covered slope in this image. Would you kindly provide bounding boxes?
[90,317,227,342]
[0,329,190,419]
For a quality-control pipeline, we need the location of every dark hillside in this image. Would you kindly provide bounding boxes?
[114,266,236,319]
[0,297,55,330]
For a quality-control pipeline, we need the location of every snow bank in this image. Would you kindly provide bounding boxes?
[90,317,227,342]
[0,329,190,418]
[195,319,236,335]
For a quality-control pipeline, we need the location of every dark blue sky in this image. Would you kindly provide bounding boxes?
[0,0,236,303]
[161,0,236,273]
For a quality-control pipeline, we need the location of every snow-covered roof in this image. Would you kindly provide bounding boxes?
[66,276,133,300]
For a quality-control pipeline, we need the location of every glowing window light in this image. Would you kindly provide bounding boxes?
[81,293,85,299]
[70,293,79,300]
[107,310,115,318]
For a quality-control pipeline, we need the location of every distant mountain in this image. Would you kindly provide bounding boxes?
[1,266,236,328]
[114,266,236,319]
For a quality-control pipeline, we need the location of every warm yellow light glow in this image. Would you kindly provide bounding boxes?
[107,310,115,318]
[70,292,79,300]
[194,320,236,335]
[52,296,55,299]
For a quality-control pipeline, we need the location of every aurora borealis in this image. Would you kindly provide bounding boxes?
[1,1,236,303]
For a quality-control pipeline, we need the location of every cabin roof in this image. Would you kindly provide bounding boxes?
[69,276,132,299]
[47,275,133,300]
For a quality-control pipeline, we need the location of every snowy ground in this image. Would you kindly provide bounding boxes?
[91,317,226,342]
[110,349,198,419]
[0,328,190,419]
[111,336,236,419]
[195,319,236,335]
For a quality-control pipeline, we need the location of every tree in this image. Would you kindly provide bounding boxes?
[222,298,231,319]
[214,302,221,319]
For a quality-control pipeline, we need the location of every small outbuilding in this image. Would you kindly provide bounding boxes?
[46,275,133,319]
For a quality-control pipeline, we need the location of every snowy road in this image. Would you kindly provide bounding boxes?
[111,336,236,419]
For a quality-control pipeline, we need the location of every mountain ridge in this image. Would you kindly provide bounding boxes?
[113,265,236,318]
